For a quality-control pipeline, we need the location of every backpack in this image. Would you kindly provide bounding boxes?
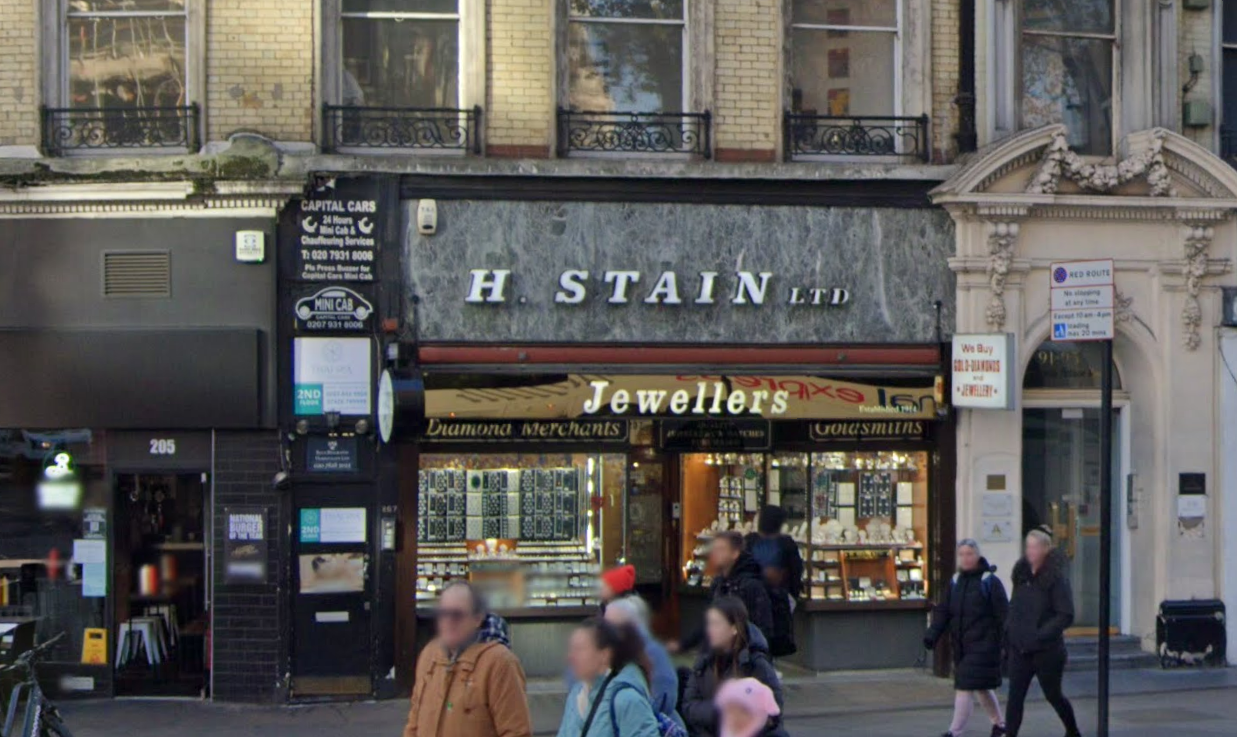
[951,570,995,600]
[609,682,689,737]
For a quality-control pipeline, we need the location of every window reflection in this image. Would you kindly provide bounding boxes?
[1020,0,1114,154]
[67,2,187,110]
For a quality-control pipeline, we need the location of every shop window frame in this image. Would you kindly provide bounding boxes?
[39,0,203,157]
[319,0,485,154]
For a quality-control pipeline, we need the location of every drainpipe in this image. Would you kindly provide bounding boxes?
[955,0,978,154]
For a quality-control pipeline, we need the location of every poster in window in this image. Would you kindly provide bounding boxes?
[225,507,269,583]
[828,49,850,79]
[299,553,365,594]
[827,89,850,116]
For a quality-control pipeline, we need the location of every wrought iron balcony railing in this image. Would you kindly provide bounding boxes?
[42,104,201,156]
[557,109,711,158]
[1221,126,1237,164]
[784,113,930,162]
[322,105,481,154]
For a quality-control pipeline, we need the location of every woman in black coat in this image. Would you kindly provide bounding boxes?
[680,597,784,737]
[1004,528,1081,737]
[925,539,1009,737]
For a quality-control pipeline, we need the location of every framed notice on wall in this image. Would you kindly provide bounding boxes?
[951,334,1015,410]
[293,337,372,416]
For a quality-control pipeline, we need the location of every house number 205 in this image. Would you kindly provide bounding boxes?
[149,439,177,455]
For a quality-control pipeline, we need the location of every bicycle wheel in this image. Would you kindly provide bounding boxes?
[39,711,73,737]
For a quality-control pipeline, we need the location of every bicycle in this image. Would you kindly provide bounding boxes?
[0,633,73,737]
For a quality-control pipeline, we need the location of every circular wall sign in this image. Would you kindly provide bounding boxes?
[377,369,395,443]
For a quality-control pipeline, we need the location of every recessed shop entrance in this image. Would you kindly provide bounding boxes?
[112,471,209,697]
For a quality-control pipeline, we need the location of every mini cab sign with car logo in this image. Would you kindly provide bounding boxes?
[294,286,374,332]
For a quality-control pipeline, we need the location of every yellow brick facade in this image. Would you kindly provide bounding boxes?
[0,0,38,148]
[714,0,780,161]
[931,0,961,163]
[205,0,314,143]
[487,0,554,156]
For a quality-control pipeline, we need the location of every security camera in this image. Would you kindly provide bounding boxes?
[272,471,291,491]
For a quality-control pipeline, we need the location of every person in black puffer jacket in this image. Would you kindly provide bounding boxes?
[676,532,774,654]
[1004,527,1081,737]
[680,597,784,737]
[925,539,1009,737]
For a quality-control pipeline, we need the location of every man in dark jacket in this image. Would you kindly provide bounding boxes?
[745,505,803,656]
[1003,528,1080,737]
[675,531,774,653]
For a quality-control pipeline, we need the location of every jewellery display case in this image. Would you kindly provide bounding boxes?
[415,452,623,609]
[681,449,930,607]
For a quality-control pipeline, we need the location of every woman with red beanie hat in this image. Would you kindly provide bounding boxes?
[600,564,637,602]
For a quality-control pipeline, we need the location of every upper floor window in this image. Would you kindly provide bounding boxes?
[1223,2,1237,158]
[566,0,687,112]
[43,1,199,155]
[785,1,930,161]
[789,0,900,118]
[66,0,188,110]
[559,1,707,158]
[339,0,460,108]
[1019,0,1115,155]
[324,0,481,153]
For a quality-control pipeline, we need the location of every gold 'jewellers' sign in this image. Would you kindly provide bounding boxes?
[423,418,628,443]
[809,420,927,441]
[427,375,938,421]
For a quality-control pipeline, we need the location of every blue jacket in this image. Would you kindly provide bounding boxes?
[643,631,687,731]
[556,663,660,737]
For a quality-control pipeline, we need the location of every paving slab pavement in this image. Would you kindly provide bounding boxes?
[59,667,1237,737]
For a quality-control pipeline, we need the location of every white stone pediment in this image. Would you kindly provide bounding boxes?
[932,125,1237,217]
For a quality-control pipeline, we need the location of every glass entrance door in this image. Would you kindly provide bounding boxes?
[1021,407,1122,631]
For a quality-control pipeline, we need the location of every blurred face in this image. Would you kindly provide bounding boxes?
[709,539,740,574]
[598,579,616,602]
[957,544,980,572]
[566,628,610,682]
[706,608,739,651]
[1025,533,1051,568]
[436,586,483,652]
[719,703,761,737]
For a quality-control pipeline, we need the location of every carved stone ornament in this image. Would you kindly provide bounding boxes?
[1026,129,1177,197]
[985,221,1020,330]
[1182,225,1214,351]
[1114,291,1134,324]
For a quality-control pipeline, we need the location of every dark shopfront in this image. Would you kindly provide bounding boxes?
[370,186,961,681]
[0,212,283,703]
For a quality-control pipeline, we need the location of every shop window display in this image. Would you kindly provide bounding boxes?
[415,452,625,609]
[682,450,929,605]
[0,430,107,666]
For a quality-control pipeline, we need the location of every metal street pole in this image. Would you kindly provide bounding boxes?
[1097,338,1114,737]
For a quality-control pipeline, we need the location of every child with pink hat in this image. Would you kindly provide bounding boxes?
[714,678,789,737]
